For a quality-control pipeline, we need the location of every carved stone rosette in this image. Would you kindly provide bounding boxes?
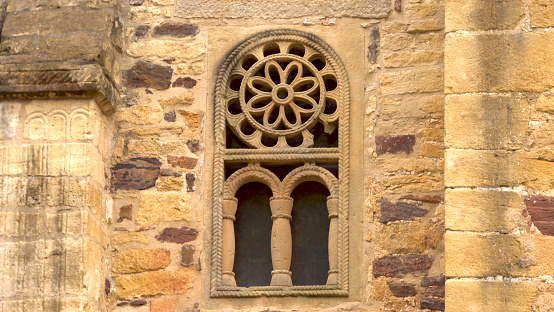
[211,30,350,297]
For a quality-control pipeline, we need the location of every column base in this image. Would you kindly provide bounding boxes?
[270,270,292,286]
[221,272,237,287]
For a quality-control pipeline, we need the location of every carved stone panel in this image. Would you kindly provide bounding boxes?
[211,30,350,297]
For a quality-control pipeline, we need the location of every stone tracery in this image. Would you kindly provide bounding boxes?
[212,30,350,297]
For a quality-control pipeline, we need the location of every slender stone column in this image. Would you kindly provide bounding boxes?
[326,195,339,285]
[221,197,238,287]
[269,196,294,286]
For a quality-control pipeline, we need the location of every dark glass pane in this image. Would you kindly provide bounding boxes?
[234,182,273,287]
[290,181,330,285]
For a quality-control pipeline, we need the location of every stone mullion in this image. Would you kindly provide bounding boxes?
[269,196,294,287]
[221,197,238,287]
[326,195,339,285]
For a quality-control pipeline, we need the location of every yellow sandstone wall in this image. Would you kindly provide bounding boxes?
[445,0,554,311]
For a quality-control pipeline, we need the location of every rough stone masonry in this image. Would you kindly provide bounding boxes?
[0,0,553,311]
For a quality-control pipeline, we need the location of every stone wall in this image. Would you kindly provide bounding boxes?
[445,0,554,311]
[1,0,554,311]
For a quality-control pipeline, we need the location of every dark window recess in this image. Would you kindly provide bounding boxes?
[233,182,273,287]
[290,181,330,286]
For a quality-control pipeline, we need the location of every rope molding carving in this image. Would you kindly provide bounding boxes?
[211,30,350,297]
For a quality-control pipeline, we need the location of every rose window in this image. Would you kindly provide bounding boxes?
[225,40,340,148]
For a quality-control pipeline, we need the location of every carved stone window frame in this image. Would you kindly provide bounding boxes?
[211,30,350,297]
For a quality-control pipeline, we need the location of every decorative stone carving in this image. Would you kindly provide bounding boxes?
[211,30,350,297]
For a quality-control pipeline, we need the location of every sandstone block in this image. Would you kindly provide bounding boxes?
[186,173,195,192]
[446,280,537,312]
[418,128,444,142]
[383,50,443,68]
[159,91,195,106]
[534,121,554,149]
[111,158,162,190]
[446,0,525,32]
[156,176,184,191]
[152,0,175,5]
[419,94,444,114]
[424,285,445,298]
[380,68,443,95]
[175,0,390,19]
[377,158,435,173]
[530,0,554,28]
[377,221,443,253]
[407,19,444,33]
[152,22,199,38]
[446,189,523,233]
[115,269,193,299]
[39,36,104,61]
[137,191,192,226]
[118,204,133,222]
[418,33,444,49]
[445,32,554,93]
[373,254,434,278]
[155,227,198,243]
[123,61,173,90]
[446,232,524,278]
[181,244,195,266]
[536,94,554,113]
[173,77,197,88]
[445,149,517,188]
[131,25,149,42]
[419,143,444,158]
[111,232,149,246]
[0,102,21,139]
[420,297,444,310]
[127,139,187,156]
[445,94,530,149]
[388,282,417,297]
[115,104,163,125]
[113,248,171,274]
[151,298,177,312]
[127,41,205,59]
[375,135,416,155]
[525,196,554,236]
[380,174,443,194]
[378,199,428,223]
[404,3,437,18]
[180,111,201,129]
[380,33,415,51]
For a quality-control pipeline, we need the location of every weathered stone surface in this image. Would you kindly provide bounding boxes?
[387,282,417,297]
[368,26,379,64]
[175,0,391,19]
[380,33,414,51]
[446,280,537,312]
[420,94,444,114]
[407,19,444,33]
[127,140,187,156]
[180,111,201,129]
[113,248,171,273]
[446,232,524,278]
[400,194,442,203]
[131,25,149,42]
[151,298,177,312]
[185,173,195,192]
[123,61,173,90]
[404,3,436,18]
[186,140,200,154]
[130,300,147,306]
[419,143,444,158]
[424,285,445,298]
[164,111,176,122]
[167,155,198,169]
[0,102,20,139]
[127,41,206,59]
[130,0,144,5]
[375,135,416,155]
[378,199,428,223]
[420,297,445,311]
[383,50,443,68]
[373,254,434,278]
[421,275,445,287]
[445,94,530,150]
[159,91,195,106]
[377,221,443,253]
[115,269,193,299]
[111,158,161,190]
[181,244,195,266]
[116,104,163,125]
[118,204,133,222]
[111,232,149,246]
[530,0,554,28]
[525,196,554,236]
[153,22,199,38]
[536,94,554,113]
[152,0,175,5]
[156,176,183,191]
[172,77,197,88]
[446,0,525,31]
[137,192,192,226]
[156,227,198,243]
[445,189,523,233]
[380,68,443,95]
[445,32,554,93]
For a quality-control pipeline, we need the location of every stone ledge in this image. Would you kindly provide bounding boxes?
[0,63,119,115]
